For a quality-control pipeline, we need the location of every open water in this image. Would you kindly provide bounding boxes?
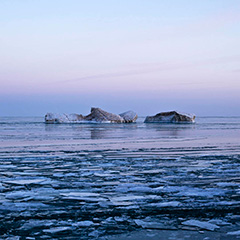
[0,116,240,239]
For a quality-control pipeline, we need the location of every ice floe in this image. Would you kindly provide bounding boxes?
[182,220,220,231]
[227,230,240,235]
[144,111,195,123]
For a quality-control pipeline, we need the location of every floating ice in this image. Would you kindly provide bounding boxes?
[216,182,239,187]
[73,221,94,227]
[45,107,138,123]
[216,201,239,206]
[3,179,45,185]
[44,113,83,123]
[6,191,32,200]
[119,111,138,123]
[0,202,48,211]
[19,220,54,230]
[109,195,145,202]
[148,201,181,208]
[134,219,166,229]
[208,219,231,226]
[88,230,100,238]
[128,186,154,193]
[144,111,195,123]
[43,227,72,234]
[60,192,100,197]
[114,216,129,222]
[0,183,5,190]
[182,220,220,231]
[227,230,240,235]
[60,192,105,201]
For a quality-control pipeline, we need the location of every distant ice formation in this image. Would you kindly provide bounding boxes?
[45,107,138,124]
[144,111,195,123]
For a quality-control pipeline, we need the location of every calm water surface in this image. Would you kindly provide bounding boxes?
[1,116,240,142]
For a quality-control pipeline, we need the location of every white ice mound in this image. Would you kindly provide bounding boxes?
[84,108,124,123]
[144,111,195,123]
[119,111,138,123]
[45,113,84,123]
[45,107,138,124]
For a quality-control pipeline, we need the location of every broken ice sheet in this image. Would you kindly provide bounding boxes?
[115,183,152,193]
[208,219,231,226]
[128,186,154,193]
[138,169,163,174]
[3,179,46,185]
[100,181,120,186]
[181,220,220,231]
[0,183,5,190]
[135,219,164,229]
[216,182,239,187]
[114,216,129,222]
[73,221,94,227]
[109,195,145,206]
[109,195,145,202]
[60,192,100,197]
[60,192,106,201]
[94,172,115,177]
[43,226,72,234]
[111,201,134,206]
[6,191,32,200]
[164,186,226,198]
[227,230,240,235]
[88,230,101,238]
[5,188,58,201]
[1,202,49,211]
[19,220,54,230]
[215,201,239,206]
[147,201,181,208]
[134,219,177,230]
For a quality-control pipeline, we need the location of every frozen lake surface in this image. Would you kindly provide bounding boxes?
[0,116,240,239]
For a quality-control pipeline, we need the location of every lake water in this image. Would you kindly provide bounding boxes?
[0,116,240,239]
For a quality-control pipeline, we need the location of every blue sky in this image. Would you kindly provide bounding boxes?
[0,0,240,116]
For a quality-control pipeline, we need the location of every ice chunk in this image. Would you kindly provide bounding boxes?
[19,220,54,230]
[60,192,105,201]
[216,182,239,187]
[182,220,220,231]
[43,226,72,234]
[45,107,138,123]
[45,113,84,123]
[6,191,32,200]
[144,111,195,123]
[3,179,45,185]
[60,192,100,197]
[227,230,240,235]
[134,219,175,229]
[73,221,94,227]
[109,195,145,202]
[119,111,138,123]
[88,230,101,238]
[0,183,5,190]
[148,201,180,208]
[208,219,231,226]
[128,186,154,193]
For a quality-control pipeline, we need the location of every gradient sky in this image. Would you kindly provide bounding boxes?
[1,0,240,116]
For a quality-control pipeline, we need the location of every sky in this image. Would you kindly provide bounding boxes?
[0,0,240,116]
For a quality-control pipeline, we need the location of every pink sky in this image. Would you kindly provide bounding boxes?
[0,0,240,116]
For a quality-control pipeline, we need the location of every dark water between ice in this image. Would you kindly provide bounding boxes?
[0,116,240,239]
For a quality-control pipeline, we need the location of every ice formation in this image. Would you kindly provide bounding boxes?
[144,111,195,123]
[45,107,138,124]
